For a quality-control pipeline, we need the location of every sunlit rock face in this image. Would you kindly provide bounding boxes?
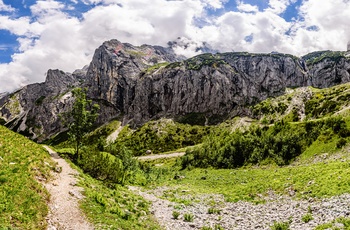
[1,40,350,141]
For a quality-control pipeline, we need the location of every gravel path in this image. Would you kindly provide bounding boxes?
[137,152,186,161]
[130,186,350,230]
[43,146,93,230]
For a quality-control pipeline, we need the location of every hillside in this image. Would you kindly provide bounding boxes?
[0,125,53,229]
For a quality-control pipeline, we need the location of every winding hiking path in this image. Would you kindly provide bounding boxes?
[136,152,186,161]
[43,146,93,230]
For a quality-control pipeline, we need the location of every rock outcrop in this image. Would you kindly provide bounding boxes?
[1,40,350,141]
[126,53,308,125]
[0,69,83,141]
[303,51,350,88]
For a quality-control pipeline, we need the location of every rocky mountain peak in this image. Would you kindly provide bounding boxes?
[2,39,350,141]
[44,69,77,95]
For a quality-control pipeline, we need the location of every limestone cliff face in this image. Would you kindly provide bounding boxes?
[85,39,186,125]
[1,40,350,141]
[304,51,350,88]
[0,69,84,141]
[127,53,308,124]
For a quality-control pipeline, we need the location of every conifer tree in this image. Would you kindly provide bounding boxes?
[69,88,99,162]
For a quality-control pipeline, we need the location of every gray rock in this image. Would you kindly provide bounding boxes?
[68,190,83,199]
[0,69,82,141]
[2,41,350,141]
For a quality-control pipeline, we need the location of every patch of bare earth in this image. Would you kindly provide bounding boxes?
[42,146,93,230]
[137,152,186,161]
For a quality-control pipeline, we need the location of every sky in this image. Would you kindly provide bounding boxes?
[0,0,350,93]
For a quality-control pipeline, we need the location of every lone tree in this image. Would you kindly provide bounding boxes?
[69,88,99,162]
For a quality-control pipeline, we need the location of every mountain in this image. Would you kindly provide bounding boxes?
[1,39,350,142]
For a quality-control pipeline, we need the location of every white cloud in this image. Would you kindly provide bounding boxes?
[0,0,15,12]
[0,0,207,92]
[267,0,297,14]
[1,0,350,93]
[237,2,259,13]
[201,0,227,9]
[293,0,350,52]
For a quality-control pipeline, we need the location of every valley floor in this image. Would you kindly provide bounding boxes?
[126,147,350,230]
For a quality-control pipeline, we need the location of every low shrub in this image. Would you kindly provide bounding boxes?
[184,213,194,222]
[172,211,180,220]
[271,221,290,230]
[208,207,221,214]
[302,213,313,223]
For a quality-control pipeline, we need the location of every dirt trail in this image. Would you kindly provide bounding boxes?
[136,152,186,161]
[42,146,93,230]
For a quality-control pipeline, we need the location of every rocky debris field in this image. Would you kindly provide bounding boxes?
[130,186,350,230]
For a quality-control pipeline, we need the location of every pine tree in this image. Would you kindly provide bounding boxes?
[69,88,99,162]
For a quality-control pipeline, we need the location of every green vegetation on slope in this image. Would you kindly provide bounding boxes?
[251,83,350,125]
[302,50,348,66]
[112,119,210,156]
[305,85,350,119]
[181,116,350,169]
[0,125,53,229]
[184,53,227,70]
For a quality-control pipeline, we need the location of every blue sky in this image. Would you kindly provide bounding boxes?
[0,0,350,92]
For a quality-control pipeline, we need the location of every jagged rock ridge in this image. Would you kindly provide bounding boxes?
[1,39,350,141]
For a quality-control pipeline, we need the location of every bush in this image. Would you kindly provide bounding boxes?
[71,144,143,186]
[336,138,347,148]
[270,221,290,230]
[184,213,194,222]
[172,211,180,220]
[201,227,212,230]
[302,213,313,223]
[208,207,221,214]
[78,147,123,183]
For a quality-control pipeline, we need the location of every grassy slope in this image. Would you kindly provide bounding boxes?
[0,125,53,229]
[151,156,350,203]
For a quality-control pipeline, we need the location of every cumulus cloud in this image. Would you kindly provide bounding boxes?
[0,0,350,93]
[237,2,259,13]
[0,0,15,12]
